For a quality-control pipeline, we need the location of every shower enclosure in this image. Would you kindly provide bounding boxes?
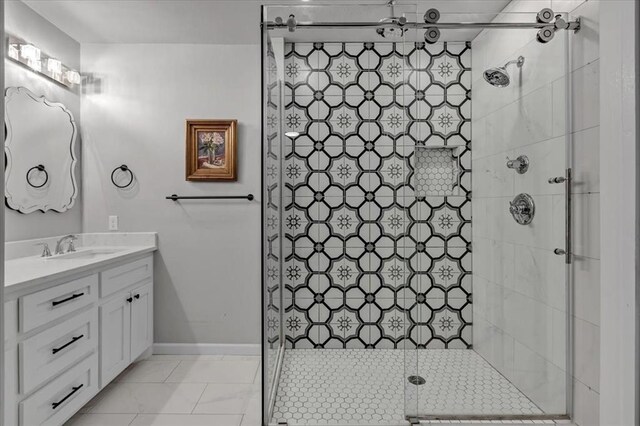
[262,3,576,424]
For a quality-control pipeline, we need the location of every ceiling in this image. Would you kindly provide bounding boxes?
[23,0,512,44]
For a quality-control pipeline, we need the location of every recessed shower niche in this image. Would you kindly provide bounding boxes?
[414,146,463,197]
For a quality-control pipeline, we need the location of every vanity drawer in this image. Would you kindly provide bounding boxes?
[20,275,98,333]
[20,309,98,395]
[20,353,98,426]
[101,255,153,298]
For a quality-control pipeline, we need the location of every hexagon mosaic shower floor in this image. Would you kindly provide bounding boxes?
[271,349,542,425]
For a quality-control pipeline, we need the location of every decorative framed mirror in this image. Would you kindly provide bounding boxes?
[4,87,78,213]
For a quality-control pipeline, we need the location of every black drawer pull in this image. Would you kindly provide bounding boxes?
[126,297,133,303]
[52,334,84,355]
[134,294,140,299]
[52,292,85,307]
[51,384,83,409]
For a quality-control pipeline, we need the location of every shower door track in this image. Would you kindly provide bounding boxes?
[407,414,572,423]
[264,20,581,31]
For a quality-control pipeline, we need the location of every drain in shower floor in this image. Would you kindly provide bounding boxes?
[408,375,426,385]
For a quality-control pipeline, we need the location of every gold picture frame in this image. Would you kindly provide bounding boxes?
[185,119,237,181]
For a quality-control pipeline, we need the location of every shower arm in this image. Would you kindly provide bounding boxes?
[503,56,525,69]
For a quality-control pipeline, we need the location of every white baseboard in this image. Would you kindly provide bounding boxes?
[153,343,261,356]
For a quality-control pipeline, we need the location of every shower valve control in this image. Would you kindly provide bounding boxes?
[506,155,529,174]
[509,193,535,225]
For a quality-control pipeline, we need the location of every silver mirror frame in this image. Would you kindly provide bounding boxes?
[4,86,78,213]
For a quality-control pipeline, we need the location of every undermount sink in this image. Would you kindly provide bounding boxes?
[45,248,124,260]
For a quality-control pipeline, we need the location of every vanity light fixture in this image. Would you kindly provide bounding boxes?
[6,36,81,88]
[47,58,62,79]
[65,70,81,85]
[20,43,41,71]
[20,43,39,60]
[7,43,19,61]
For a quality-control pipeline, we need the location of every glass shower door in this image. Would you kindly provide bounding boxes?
[260,4,574,424]
[404,10,572,421]
[262,20,285,425]
[397,16,475,421]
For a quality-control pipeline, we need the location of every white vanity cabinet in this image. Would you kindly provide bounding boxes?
[99,294,131,386]
[129,282,153,363]
[100,281,153,386]
[4,253,154,426]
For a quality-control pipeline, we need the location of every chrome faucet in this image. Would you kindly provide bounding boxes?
[36,242,52,257]
[55,235,78,255]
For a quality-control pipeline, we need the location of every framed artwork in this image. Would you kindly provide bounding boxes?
[185,119,237,181]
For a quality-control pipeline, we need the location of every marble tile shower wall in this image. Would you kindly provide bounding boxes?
[281,42,472,349]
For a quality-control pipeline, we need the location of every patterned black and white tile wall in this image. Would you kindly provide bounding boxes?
[282,41,472,349]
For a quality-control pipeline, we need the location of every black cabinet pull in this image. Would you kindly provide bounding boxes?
[134,294,140,299]
[52,292,84,307]
[126,297,133,303]
[52,335,84,355]
[51,384,83,409]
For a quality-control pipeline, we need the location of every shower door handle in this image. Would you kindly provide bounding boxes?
[564,168,572,264]
[550,168,572,264]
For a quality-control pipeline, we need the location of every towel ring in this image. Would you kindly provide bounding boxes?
[26,165,48,188]
[111,165,134,189]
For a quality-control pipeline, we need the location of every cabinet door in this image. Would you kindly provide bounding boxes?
[99,294,131,387]
[5,345,18,426]
[130,282,153,361]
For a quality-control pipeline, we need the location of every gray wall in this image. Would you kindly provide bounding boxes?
[4,0,82,241]
[80,44,261,345]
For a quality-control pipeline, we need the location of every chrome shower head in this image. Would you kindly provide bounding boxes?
[483,67,510,87]
[483,56,525,88]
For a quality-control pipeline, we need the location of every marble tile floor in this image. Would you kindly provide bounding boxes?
[271,350,545,426]
[65,355,261,426]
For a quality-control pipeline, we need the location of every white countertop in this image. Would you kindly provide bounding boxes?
[4,233,157,298]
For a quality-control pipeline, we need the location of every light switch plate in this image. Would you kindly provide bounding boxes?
[108,215,119,231]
